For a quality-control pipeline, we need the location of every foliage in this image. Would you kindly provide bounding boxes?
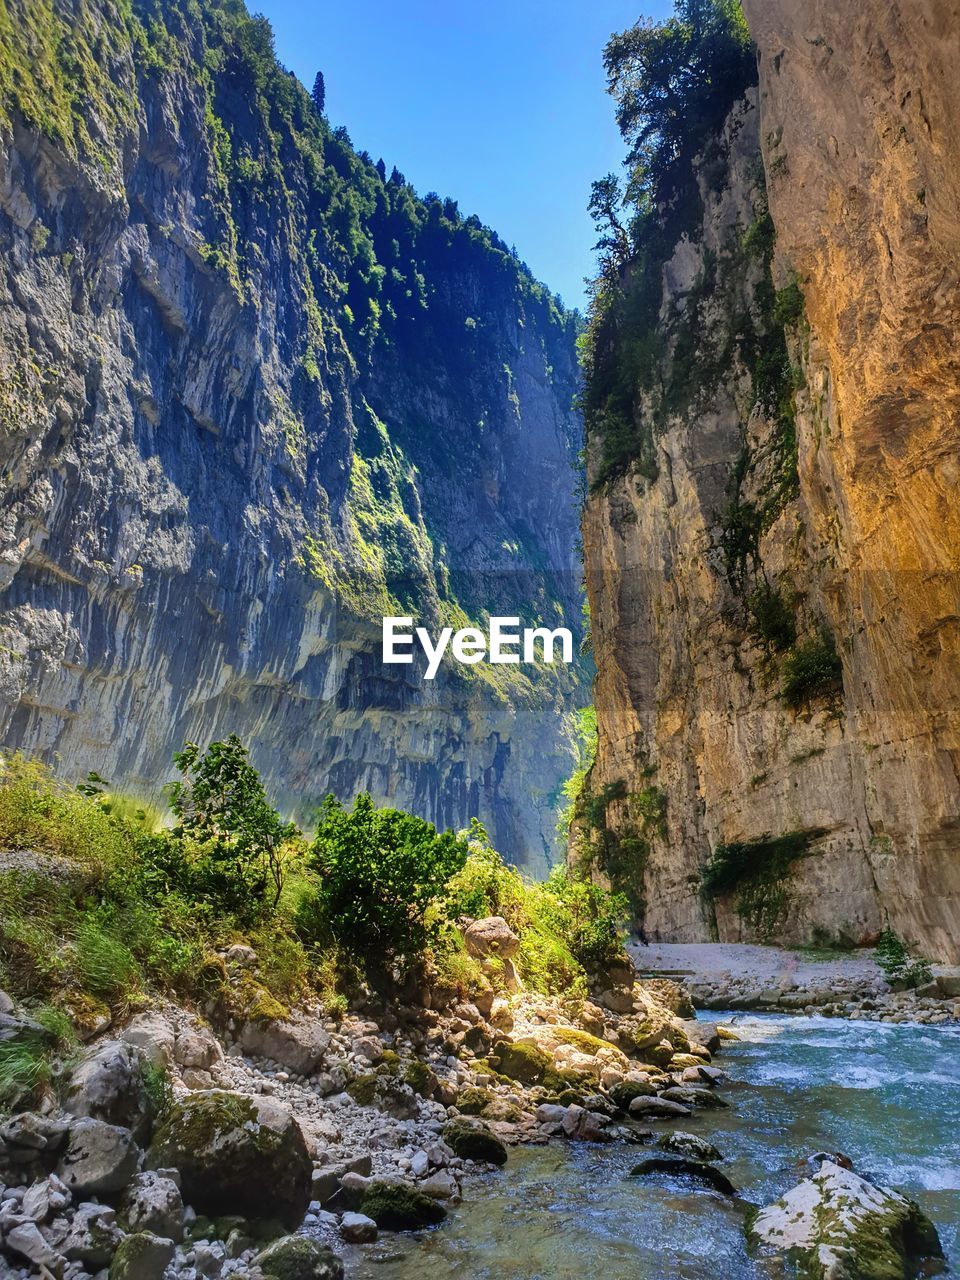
[780,632,843,710]
[746,581,796,652]
[581,0,757,488]
[168,735,298,920]
[306,793,470,965]
[0,753,130,871]
[874,927,932,989]
[0,1003,76,1112]
[437,822,627,996]
[700,828,822,936]
[555,706,598,841]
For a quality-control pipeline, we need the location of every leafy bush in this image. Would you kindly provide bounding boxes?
[746,582,796,652]
[307,793,469,965]
[874,927,932,989]
[167,736,298,922]
[781,632,843,709]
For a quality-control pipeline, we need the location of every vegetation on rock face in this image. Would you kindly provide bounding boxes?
[700,828,826,936]
[0,743,629,1111]
[780,631,844,711]
[580,0,758,489]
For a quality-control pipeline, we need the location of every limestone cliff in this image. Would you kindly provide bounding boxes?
[0,0,583,868]
[578,5,960,958]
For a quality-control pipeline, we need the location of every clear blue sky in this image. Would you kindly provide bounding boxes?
[256,0,673,312]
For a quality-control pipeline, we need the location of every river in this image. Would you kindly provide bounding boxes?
[349,1013,960,1279]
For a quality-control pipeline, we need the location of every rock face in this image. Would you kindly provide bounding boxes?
[0,0,583,870]
[748,1160,943,1279]
[579,6,960,957]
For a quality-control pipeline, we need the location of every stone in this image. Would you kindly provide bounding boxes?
[174,1027,223,1072]
[629,1156,736,1196]
[256,1234,344,1280]
[748,1161,944,1279]
[6,1220,66,1275]
[656,1131,723,1162]
[123,1170,185,1240]
[0,1111,69,1154]
[419,1171,460,1202]
[58,1118,141,1197]
[489,1039,550,1084]
[627,1096,691,1119]
[121,1013,176,1068]
[358,1179,447,1231]
[108,1231,176,1280]
[63,1040,154,1139]
[340,1211,378,1242]
[463,917,520,960]
[239,1016,331,1076]
[146,1090,312,1228]
[660,1086,728,1109]
[560,1104,612,1143]
[58,1202,123,1267]
[20,1172,71,1221]
[442,1119,508,1165]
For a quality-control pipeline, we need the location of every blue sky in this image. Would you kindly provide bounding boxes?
[256,0,673,312]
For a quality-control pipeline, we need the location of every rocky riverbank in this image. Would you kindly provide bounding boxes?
[633,942,960,1025]
[0,930,726,1280]
[1,925,948,1280]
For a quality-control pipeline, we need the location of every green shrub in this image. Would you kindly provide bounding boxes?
[874,927,932,989]
[0,1003,76,1113]
[73,915,142,1004]
[307,793,469,965]
[781,632,843,709]
[168,736,298,920]
[746,582,796,652]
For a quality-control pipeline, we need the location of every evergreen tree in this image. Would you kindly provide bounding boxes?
[311,70,325,115]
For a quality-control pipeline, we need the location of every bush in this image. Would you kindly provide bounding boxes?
[166,736,299,922]
[781,632,843,709]
[875,927,932,989]
[307,793,469,965]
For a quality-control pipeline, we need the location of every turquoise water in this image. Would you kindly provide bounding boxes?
[348,1014,959,1279]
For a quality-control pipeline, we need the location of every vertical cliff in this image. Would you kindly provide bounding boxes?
[578,3,960,958]
[0,0,584,869]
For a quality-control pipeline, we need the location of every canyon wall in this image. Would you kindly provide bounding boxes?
[0,0,583,869]
[579,5,960,957]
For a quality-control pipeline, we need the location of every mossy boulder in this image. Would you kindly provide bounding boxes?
[256,1235,344,1280]
[748,1161,944,1279]
[358,1179,447,1231]
[442,1119,508,1166]
[489,1039,551,1084]
[108,1232,176,1280]
[146,1090,311,1228]
[456,1085,496,1115]
[609,1079,656,1109]
[402,1058,436,1097]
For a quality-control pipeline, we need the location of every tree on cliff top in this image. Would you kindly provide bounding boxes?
[311,71,326,115]
[604,0,754,208]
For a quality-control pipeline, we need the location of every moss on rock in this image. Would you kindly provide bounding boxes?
[256,1235,343,1280]
[358,1179,446,1231]
[442,1119,508,1166]
[146,1090,311,1228]
[490,1040,551,1084]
